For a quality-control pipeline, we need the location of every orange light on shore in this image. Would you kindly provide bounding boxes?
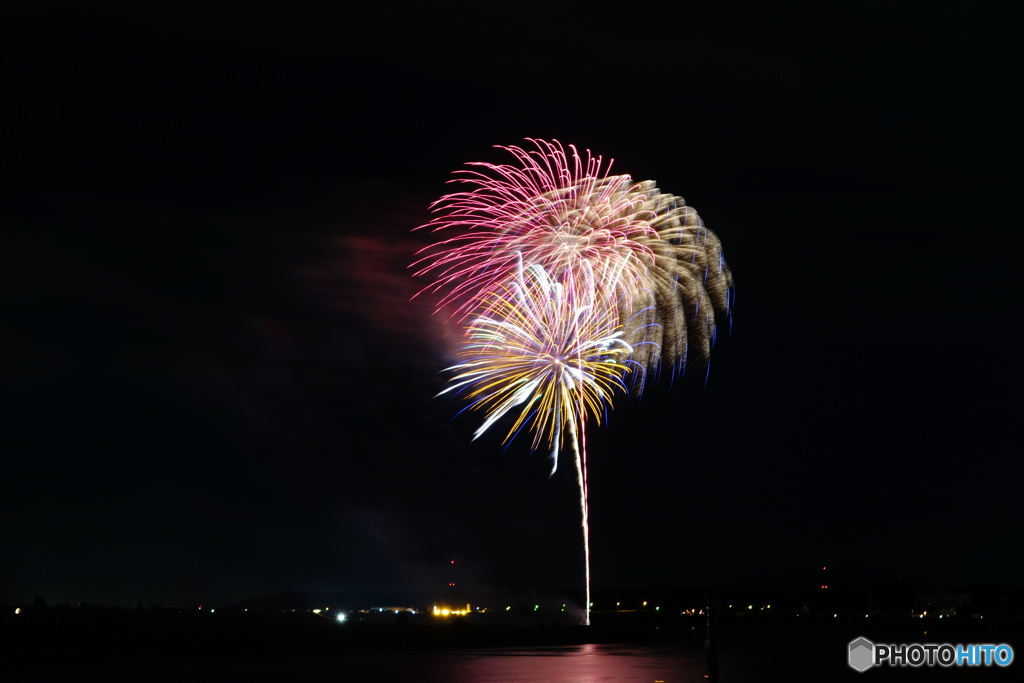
[432,603,471,617]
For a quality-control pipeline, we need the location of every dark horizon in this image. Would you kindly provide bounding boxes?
[2,4,1020,611]
[13,579,1024,619]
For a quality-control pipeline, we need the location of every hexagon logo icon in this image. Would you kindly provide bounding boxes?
[849,637,875,672]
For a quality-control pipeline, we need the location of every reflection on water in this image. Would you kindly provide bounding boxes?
[16,626,1015,681]
[11,643,709,682]
[425,643,707,682]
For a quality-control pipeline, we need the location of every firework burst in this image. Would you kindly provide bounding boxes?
[438,259,633,473]
[412,139,732,386]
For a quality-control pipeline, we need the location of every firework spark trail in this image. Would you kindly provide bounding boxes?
[437,261,618,627]
[572,408,591,626]
[415,139,732,626]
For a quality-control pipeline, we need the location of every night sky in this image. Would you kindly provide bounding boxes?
[2,3,1021,608]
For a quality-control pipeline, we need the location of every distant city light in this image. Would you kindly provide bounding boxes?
[432,604,471,617]
[312,609,321,615]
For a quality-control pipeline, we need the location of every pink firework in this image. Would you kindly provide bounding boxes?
[412,139,659,319]
[413,139,733,387]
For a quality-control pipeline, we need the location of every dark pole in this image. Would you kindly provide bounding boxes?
[705,598,720,681]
